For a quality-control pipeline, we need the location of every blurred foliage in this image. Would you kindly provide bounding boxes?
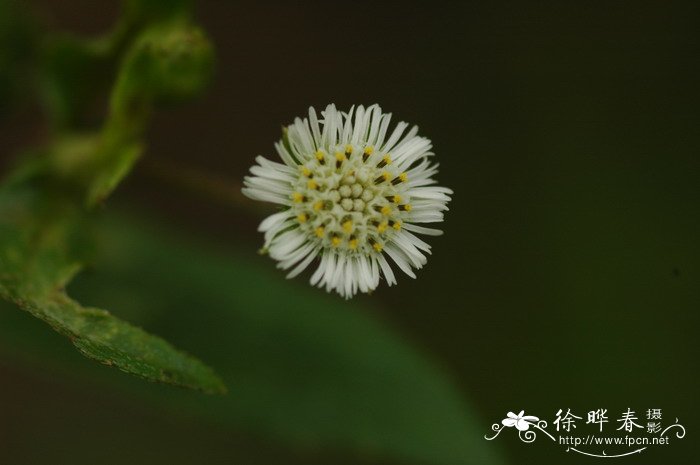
[0,0,223,392]
[0,210,502,465]
[109,21,214,130]
[37,0,197,130]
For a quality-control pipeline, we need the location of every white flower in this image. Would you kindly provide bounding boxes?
[502,411,540,431]
[242,104,452,298]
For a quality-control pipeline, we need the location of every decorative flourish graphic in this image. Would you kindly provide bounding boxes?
[567,447,646,458]
[660,419,687,439]
[484,408,686,459]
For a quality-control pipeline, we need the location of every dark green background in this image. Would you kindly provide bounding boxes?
[1,1,698,464]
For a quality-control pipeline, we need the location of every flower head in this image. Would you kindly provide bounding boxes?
[243,104,452,298]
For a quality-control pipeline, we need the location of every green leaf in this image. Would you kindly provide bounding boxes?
[0,210,503,465]
[0,180,226,394]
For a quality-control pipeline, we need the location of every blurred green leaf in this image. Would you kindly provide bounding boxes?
[43,133,144,207]
[87,141,143,206]
[109,20,214,120]
[0,175,226,394]
[1,210,503,465]
[37,4,210,131]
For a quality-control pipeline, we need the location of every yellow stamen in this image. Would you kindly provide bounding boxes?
[297,213,307,223]
[292,192,304,203]
[373,242,383,252]
[392,221,402,231]
[399,204,412,212]
[392,172,408,185]
[313,201,324,211]
[377,222,388,233]
[392,195,402,203]
[315,226,325,238]
[364,146,374,155]
[307,179,318,190]
[345,144,353,155]
[342,220,353,233]
[377,154,392,168]
[335,151,346,162]
[301,166,312,177]
[374,171,392,184]
[381,205,392,216]
[315,150,325,161]
[348,238,358,249]
[331,236,342,247]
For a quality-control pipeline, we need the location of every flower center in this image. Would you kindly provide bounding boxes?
[290,144,410,254]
